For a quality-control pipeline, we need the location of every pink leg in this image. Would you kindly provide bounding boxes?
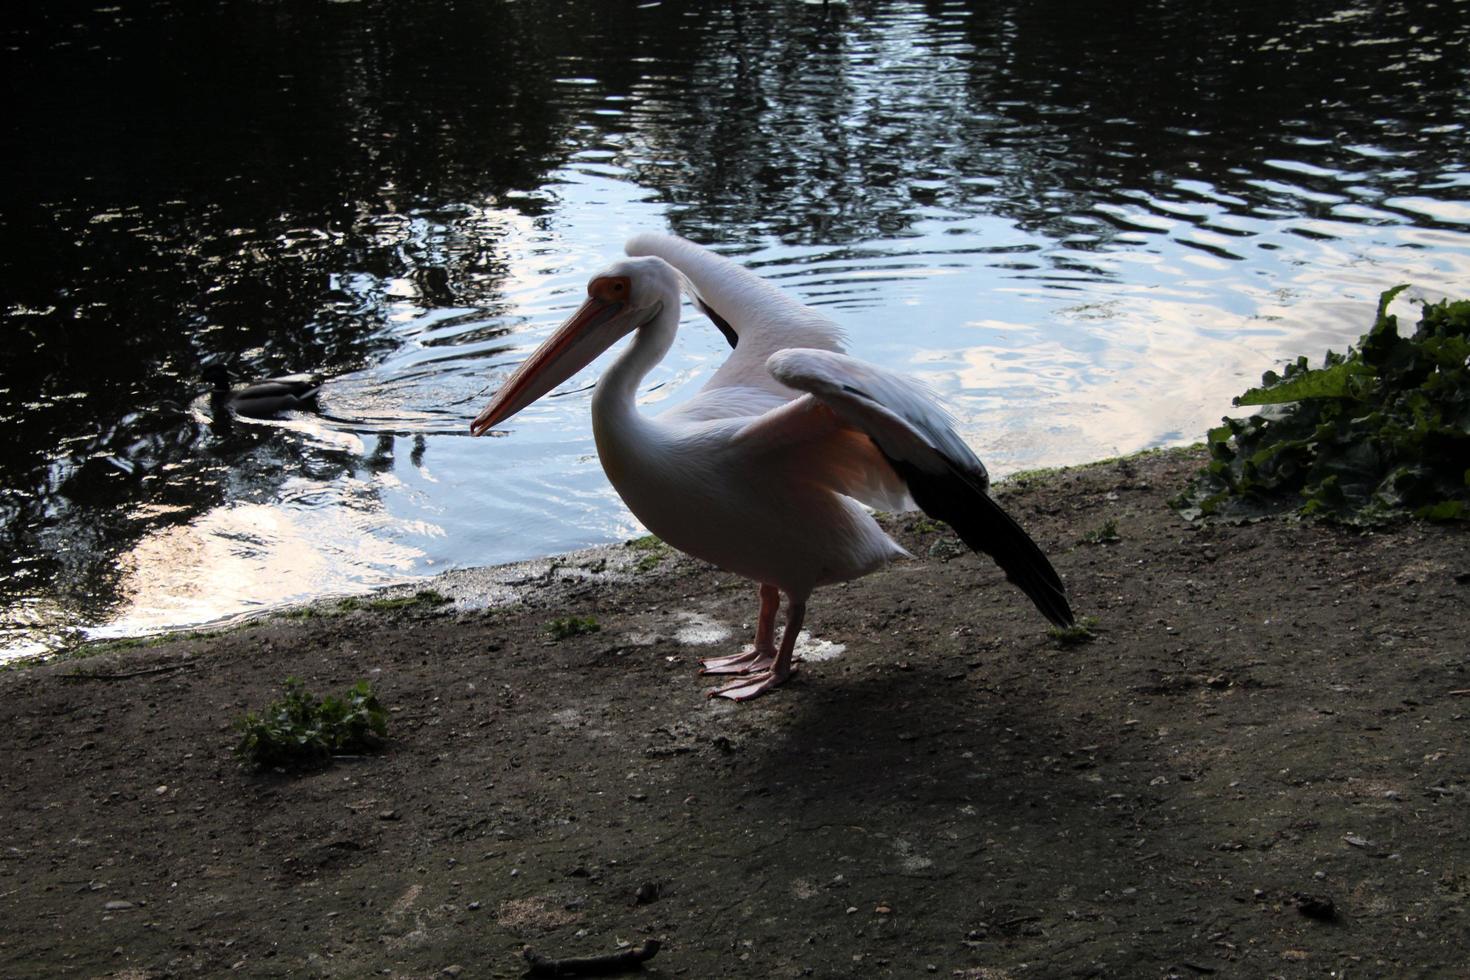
[701,584,780,675]
[708,595,807,701]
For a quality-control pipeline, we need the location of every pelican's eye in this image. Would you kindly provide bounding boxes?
[590,276,631,304]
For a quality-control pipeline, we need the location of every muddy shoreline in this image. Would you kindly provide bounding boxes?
[3,448,1468,978]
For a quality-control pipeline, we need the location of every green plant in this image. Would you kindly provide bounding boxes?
[1079,518,1121,545]
[1175,286,1470,524]
[1048,616,1099,646]
[546,615,601,640]
[625,534,669,571]
[235,678,388,769]
[279,590,449,621]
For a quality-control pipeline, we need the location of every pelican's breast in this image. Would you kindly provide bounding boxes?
[594,413,905,593]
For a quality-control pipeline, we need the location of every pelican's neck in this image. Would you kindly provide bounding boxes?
[590,299,678,424]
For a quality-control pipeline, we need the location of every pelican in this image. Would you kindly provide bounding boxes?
[472,234,1074,700]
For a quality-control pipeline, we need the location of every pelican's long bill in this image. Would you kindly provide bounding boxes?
[470,292,627,436]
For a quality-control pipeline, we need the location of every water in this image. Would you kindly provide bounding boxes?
[3,0,1468,659]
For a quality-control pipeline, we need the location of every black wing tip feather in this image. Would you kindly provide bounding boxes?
[888,456,1075,629]
[978,506,1075,629]
[696,298,739,349]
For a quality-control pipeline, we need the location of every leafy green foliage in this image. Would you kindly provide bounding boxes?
[546,615,601,640]
[235,678,388,770]
[1079,518,1121,545]
[1175,286,1470,524]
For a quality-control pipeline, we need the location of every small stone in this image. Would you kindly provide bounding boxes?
[845,906,858,915]
[467,901,481,911]
[634,881,661,905]
[378,810,400,821]
[443,966,463,977]
[154,786,168,796]
[103,900,135,911]
[874,904,892,914]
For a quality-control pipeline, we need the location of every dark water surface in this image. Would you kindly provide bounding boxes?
[3,0,1468,657]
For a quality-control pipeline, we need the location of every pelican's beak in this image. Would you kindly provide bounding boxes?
[470,294,626,436]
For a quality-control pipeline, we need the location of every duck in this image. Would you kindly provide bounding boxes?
[203,363,323,419]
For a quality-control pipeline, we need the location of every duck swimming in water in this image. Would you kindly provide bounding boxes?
[203,363,323,419]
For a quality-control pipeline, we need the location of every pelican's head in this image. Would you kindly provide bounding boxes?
[470,256,677,436]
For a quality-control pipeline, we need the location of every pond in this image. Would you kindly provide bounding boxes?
[2,0,1468,659]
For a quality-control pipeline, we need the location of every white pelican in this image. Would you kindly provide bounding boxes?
[472,234,1074,700]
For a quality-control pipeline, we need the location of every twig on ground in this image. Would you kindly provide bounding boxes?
[522,939,661,977]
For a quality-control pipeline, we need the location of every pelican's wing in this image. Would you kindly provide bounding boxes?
[625,233,845,398]
[749,348,1075,629]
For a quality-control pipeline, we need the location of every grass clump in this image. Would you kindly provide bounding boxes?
[625,534,670,572]
[281,590,450,621]
[346,589,450,613]
[1079,518,1121,545]
[546,615,601,640]
[1004,446,1203,487]
[1048,616,1099,647]
[1175,286,1470,524]
[235,678,388,770]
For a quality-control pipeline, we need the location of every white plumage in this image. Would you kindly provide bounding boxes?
[472,233,1073,700]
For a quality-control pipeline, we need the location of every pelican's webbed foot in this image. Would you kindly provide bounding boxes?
[699,645,776,676]
[703,590,805,702]
[706,663,795,701]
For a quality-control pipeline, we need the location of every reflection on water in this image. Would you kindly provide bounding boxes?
[2,0,1468,658]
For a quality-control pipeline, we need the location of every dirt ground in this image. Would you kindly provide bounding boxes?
[2,447,1467,979]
